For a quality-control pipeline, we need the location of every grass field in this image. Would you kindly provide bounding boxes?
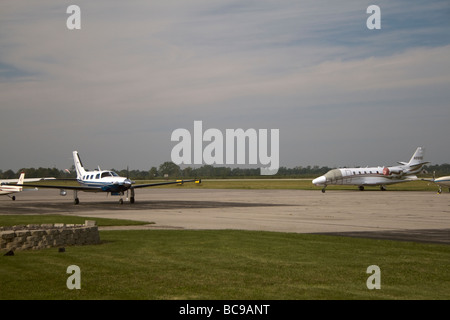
[1,216,449,300]
[190,179,440,191]
[30,177,442,192]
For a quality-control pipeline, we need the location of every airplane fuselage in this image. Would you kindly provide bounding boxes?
[0,185,23,196]
[77,170,132,194]
[434,176,450,188]
[312,167,417,188]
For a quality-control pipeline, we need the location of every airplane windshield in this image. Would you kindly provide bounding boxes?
[101,171,118,178]
[324,169,342,182]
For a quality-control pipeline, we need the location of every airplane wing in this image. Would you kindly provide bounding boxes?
[1,177,56,184]
[131,179,201,189]
[18,179,201,191]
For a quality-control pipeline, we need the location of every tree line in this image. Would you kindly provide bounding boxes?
[1,162,449,180]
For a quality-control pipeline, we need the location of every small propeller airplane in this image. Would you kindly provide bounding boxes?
[422,172,450,194]
[18,151,201,204]
[0,172,26,200]
[1,173,57,200]
[312,147,429,192]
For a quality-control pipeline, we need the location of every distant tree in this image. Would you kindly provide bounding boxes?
[158,161,181,178]
[149,167,158,179]
[3,169,15,179]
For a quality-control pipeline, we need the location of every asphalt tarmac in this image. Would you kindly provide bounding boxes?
[1,188,449,244]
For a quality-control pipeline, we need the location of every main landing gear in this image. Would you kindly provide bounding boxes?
[73,190,79,205]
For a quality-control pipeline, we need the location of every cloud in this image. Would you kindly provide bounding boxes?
[0,1,449,170]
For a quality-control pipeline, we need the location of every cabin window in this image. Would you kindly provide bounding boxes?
[96,174,100,179]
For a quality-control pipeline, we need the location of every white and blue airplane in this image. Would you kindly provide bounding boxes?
[312,147,428,193]
[19,151,200,204]
[422,172,450,194]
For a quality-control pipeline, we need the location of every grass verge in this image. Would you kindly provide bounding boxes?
[0,214,150,227]
[1,228,448,300]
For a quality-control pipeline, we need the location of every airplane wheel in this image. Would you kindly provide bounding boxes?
[119,199,124,205]
[74,198,79,205]
[12,196,16,201]
[130,197,135,204]
[321,188,326,193]
[358,186,364,191]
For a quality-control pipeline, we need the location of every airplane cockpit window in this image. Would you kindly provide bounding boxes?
[101,172,111,178]
[101,171,118,178]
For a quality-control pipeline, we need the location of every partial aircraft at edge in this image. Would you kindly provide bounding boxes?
[422,173,450,194]
[0,172,26,200]
[1,173,53,200]
[312,147,429,193]
[18,151,201,204]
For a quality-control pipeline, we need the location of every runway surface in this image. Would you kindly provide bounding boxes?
[1,188,449,244]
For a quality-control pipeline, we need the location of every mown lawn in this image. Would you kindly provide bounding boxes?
[1,229,448,300]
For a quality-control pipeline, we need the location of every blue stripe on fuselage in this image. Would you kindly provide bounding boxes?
[77,180,126,193]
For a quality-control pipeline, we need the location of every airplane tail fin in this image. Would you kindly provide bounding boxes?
[407,147,425,166]
[18,172,25,185]
[73,151,87,179]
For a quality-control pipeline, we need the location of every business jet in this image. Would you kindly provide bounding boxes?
[0,172,26,200]
[312,147,428,193]
[19,151,201,204]
[422,172,450,194]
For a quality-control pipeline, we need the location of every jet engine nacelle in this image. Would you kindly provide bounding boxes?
[383,167,403,176]
[60,189,67,196]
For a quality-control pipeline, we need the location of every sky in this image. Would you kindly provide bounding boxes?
[1,0,449,172]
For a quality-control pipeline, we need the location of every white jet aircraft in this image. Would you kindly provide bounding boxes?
[0,172,26,200]
[19,151,200,204]
[312,147,428,193]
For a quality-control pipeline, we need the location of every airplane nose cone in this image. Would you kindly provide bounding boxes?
[312,175,326,186]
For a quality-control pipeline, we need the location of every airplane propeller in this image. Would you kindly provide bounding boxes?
[126,166,129,201]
